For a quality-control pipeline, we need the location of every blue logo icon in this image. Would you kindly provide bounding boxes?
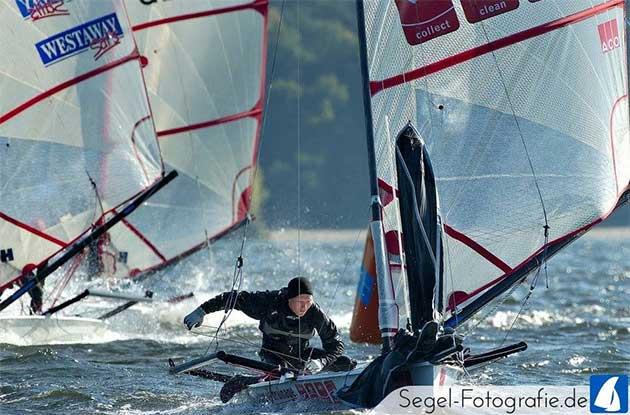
[590,375,628,413]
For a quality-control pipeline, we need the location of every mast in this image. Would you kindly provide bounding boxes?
[355,0,398,351]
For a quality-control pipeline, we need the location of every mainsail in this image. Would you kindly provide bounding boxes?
[110,0,270,277]
[0,0,163,295]
[352,0,630,335]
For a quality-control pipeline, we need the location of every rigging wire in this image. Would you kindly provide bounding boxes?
[205,0,288,352]
[297,0,302,370]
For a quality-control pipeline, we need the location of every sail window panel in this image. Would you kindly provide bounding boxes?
[407,20,626,157]
[441,233,504,310]
[0,68,163,213]
[0,2,137,118]
[106,223,166,276]
[611,98,630,193]
[125,0,252,21]
[116,118,258,272]
[364,0,613,82]
[122,165,236,268]
[0,224,65,289]
[158,118,257,201]
[133,10,263,133]
[413,87,615,262]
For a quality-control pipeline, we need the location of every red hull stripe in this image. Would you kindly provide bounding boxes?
[156,107,262,138]
[444,224,512,273]
[370,0,623,96]
[0,53,138,126]
[131,0,269,32]
[0,211,67,247]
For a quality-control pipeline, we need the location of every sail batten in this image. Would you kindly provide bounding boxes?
[156,107,262,138]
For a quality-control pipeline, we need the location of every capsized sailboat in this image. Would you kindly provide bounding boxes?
[169,0,630,409]
[0,0,177,344]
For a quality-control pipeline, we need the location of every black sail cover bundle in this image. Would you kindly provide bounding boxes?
[395,124,443,330]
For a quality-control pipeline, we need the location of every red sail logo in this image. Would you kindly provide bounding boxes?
[460,0,520,23]
[598,19,620,54]
[29,0,69,21]
[394,0,459,45]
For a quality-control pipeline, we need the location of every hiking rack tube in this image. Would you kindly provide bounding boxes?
[169,353,220,374]
[43,289,191,318]
[42,290,154,317]
[463,341,527,368]
[97,290,153,320]
[429,343,464,364]
[0,170,178,313]
[88,289,155,302]
[42,289,90,316]
[216,351,299,375]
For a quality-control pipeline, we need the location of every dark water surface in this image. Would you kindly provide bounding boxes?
[1,230,628,414]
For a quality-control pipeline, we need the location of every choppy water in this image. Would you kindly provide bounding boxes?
[0,230,628,414]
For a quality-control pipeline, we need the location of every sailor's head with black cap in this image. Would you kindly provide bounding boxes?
[286,277,314,317]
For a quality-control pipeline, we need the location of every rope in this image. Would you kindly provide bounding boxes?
[297,0,302,369]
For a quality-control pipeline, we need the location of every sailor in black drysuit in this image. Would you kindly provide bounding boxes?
[0,264,44,314]
[184,277,354,373]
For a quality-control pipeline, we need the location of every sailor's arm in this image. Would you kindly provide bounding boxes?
[184,290,276,329]
[314,308,345,367]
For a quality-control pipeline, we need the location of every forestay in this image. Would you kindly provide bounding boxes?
[0,0,163,292]
[361,0,630,327]
[119,0,269,276]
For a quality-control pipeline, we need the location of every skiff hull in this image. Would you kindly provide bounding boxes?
[241,362,462,408]
[0,315,109,346]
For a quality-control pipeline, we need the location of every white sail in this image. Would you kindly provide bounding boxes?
[360,0,630,325]
[0,0,163,291]
[104,0,269,277]
[593,377,621,412]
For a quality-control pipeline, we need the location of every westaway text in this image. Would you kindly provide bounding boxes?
[398,387,588,414]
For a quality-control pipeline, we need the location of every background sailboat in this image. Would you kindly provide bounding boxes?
[0,0,174,344]
[86,0,270,279]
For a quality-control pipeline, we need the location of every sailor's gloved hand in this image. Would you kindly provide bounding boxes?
[304,358,324,374]
[184,307,206,330]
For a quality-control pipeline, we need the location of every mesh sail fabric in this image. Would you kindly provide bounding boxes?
[118,0,268,277]
[362,0,630,321]
[0,0,163,290]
